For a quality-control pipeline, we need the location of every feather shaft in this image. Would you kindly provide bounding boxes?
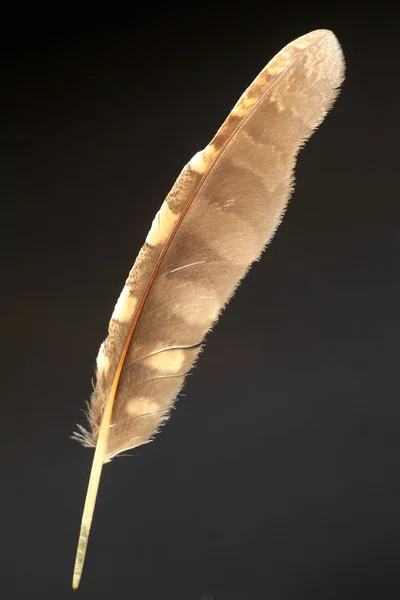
[72,378,115,588]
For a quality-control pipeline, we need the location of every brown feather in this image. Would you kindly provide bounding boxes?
[72,29,345,588]
[74,28,344,460]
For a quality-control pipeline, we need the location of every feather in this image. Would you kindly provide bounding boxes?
[72,29,345,588]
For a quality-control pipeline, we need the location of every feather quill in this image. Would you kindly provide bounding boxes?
[72,29,345,588]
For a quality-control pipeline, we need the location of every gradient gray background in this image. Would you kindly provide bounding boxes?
[2,3,400,599]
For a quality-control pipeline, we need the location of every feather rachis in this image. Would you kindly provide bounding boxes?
[73,29,345,588]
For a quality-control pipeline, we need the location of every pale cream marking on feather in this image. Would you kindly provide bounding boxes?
[222,198,236,209]
[229,131,288,189]
[170,282,220,326]
[269,34,331,114]
[231,93,258,118]
[96,342,110,375]
[264,48,305,77]
[111,285,138,323]
[126,397,159,416]
[146,201,180,246]
[229,33,323,119]
[146,348,187,374]
[269,86,287,113]
[270,65,321,122]
[210,197,236,211]
[170,260,206,274]
[189,143,217,175]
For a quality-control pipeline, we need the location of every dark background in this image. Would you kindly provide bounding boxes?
[2,3,400,599]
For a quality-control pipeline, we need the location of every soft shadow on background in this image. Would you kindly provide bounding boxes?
[2,3,400,599]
